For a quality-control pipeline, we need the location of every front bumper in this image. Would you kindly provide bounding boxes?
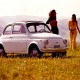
[41,47,68,53]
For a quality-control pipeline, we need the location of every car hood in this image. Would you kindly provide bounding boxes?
[29,33,62,39]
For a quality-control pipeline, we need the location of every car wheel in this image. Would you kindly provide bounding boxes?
[0,47,7,57]
[52,52,57,58]
[63,51,67,56]
[59,51,67,58]
[62,51,67,57]
[29,46,42,58]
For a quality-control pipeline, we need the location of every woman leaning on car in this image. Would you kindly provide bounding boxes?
[68,14,80,50]
[46,9,59,34]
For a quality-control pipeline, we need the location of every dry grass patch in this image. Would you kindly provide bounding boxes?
[0,45,80,80]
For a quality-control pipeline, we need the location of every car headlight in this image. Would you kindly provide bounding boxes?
[63,39,67,44]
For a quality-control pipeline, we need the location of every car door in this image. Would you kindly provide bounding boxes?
[2,25,13,53]
[10,24,28,53]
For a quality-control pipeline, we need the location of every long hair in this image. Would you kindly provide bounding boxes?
[72,14,77,22]
[46,9,56,24]
[49,10,56,20]
[72,14,77,25]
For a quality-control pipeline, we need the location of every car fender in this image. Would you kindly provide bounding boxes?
[28,40,45,52]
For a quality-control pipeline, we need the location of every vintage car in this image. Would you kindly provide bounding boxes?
[0,21,68,57]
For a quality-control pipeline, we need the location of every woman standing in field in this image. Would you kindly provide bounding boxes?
[46,9,59,34]
[68,14,80,50]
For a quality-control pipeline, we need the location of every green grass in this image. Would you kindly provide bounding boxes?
[0,45,80,80]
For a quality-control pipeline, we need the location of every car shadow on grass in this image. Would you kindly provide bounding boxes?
[5,54,29,58]
[4,53,80,59]
[5,53,52,58]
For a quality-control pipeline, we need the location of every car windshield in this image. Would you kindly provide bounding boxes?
[27,23,51,33]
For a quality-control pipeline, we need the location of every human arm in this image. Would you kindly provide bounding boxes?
[68,21,71,30]
[46,17,51,24]
[77,26,80,33]
[76,21,80,33]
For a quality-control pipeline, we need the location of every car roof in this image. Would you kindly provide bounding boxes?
[11,21,44,24]
[6,21,46,28]
[22,21,43,23]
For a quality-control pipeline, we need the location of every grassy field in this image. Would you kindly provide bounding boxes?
[0,45,80,80]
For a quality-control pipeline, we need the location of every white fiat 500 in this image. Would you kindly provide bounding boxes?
[0,21,68,57]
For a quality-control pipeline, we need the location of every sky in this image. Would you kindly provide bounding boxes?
[0,0,80,19]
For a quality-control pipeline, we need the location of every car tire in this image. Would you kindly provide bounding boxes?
[0,47,7,57]
[52,52,56,58]
[29,46,43,58]
[62,51,67,57]
[59,51,67,58]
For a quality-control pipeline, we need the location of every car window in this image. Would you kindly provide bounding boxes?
[3,25,12,35]
[27,23,50,33]
[27,25,35,33]
[37,24,50,32]
[12,24,26,34]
